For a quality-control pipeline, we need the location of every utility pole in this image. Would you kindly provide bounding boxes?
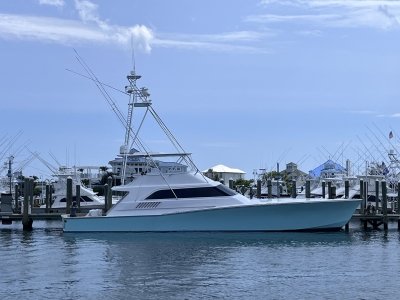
[7,155,14,194]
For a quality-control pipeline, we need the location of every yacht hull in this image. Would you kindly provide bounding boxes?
[63,199,360,232]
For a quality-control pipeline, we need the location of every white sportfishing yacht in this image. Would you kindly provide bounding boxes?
[62,66,360,232]
[42,166,104,209]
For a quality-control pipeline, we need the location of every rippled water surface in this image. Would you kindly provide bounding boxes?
[2,221,400,299]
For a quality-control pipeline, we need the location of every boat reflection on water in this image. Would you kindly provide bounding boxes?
[63,230,354,247]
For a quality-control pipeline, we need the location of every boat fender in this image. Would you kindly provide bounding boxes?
[86,209,103,217]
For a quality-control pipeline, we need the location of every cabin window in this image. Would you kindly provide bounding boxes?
[59,196,94,203]
[145,185,236,200]
[82,196,94,202]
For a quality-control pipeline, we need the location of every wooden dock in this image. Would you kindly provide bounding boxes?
[0,176,112,230]
[0,212,62,223]
[351,213,400,230]
[0,206,104,225]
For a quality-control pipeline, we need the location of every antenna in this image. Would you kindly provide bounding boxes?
[131,35,136,74]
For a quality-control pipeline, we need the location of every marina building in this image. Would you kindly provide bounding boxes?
[203,164,246,184]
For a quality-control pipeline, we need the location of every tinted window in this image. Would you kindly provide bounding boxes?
[216,184,237,196]
[82,196,94,202]
[146,185,236,200]
[60,196,94,203]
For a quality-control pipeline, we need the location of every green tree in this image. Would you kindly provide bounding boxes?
[99,166,108,172]
[233,178,254,188]
[262,171,293,194]
[100,172,114,185]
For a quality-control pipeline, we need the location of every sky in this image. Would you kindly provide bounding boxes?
[1,0,400,180]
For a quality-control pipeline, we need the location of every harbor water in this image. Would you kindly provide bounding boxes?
[2,221,400,299]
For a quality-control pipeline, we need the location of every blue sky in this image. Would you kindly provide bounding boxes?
[1,0,400,179]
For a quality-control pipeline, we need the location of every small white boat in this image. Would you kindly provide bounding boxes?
[62,66,360,232]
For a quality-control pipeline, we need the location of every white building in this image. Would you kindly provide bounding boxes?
[203,164,246,185]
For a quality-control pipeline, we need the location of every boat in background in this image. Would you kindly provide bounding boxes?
[42,166,104,209]
[62,65,360,232]
[109,147,188,184]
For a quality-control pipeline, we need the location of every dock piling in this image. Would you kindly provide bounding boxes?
[375,180,379,213]
[397,182,400,230]
[322,181,326,198]
[397,182,400,214]
[14,184,19,212]
[22,178,33,231]
[104,183,109,212]
[327,181,332,199]
[291,180,296,198]
[76,184,81,213]
[267,179,272,198]
[382,180,388,230]
[45,184,50,213]
[49,184,53,208]
[305,180,310,198]
[360,180,365,214]
[331,186,336,198]
[359,179,364,210]
[107,176,113,211]
[364,181,368,214]
[256,180,261,198]
[66,177,72,215]
[29,178,34,213]
[344,180,349,198]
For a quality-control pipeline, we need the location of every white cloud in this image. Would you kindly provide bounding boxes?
[152,38,268,54]
[152,30,271,53]
[305,0,400,9]
[254,0,400,30]
[38,0,64,7]
[260,0,299,5]
[0,13,154,52]
[201,31,268,42]
[245,14,338,23]
[158,31,269,43]
[0,14,269,54]
[361,112,400,118]
[74,0,108,29]
[296,29,323,36]
[0,0,270,54]
[74,0,98,22]
[347,110,378,115]
[261,0,400,8]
